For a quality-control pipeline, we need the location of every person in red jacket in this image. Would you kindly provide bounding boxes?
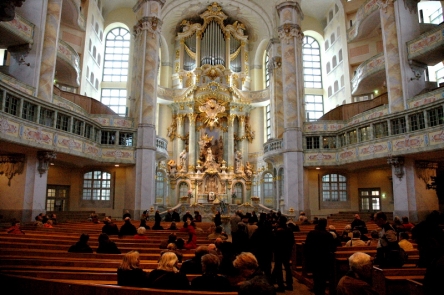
[180,220,197,249]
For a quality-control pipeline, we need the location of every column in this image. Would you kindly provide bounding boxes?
[188,113,197,171]
[227,115,235,173]
[268,39,285,138]
[37,0,63,102]
[133,0,164,215]
[276,1,306,214]
[388,157,439,222]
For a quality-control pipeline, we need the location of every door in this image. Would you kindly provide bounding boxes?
[359,188,381,212]
[46,185,69,211]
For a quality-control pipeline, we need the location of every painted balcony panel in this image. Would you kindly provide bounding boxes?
[56,39,81,87]
[61,0,86,31]
[351,52,386,95]
[347,0,381,43]
[0,13,34,48]
[407,22,444,66]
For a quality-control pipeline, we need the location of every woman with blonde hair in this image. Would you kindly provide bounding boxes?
[147,252,189,289]
[117,251,148,287]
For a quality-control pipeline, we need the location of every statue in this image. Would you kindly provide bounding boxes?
[235,150,242,173]
[167,119,177,141]
[206,148,214,163]
[179,149,187,172]
[167,159,177,177]
[244,162,253,178]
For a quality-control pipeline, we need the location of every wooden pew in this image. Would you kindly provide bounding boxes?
[406,279,424,295]
[0,273,238,295]
[372,267,426,295]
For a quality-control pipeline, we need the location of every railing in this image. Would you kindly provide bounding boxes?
[346,0,379,42]
[0,13,35,45]
[263,138,283,154]
[407,22,444,59]
[156,137,168,153]
[57,39,81,86]
[351,52,385,94]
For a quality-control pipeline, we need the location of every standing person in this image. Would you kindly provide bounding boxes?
[68,233,93,253]
[250,218,274,281]
[119,217,137,236]
[214,210,222,227]
[172,209,181,222]
[304,218,337,295]
[96,233,121,254]
[336,252,379,295]
[351,213,368,234]
[272,217,295,292]
[147,252,189,290]
[230,210,241,234]
[164,209,173,222]
[182,211,193,222]
[152,210,164,230]
[117,251,148,287]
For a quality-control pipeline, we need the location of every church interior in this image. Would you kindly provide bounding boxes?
[0,0,443,223]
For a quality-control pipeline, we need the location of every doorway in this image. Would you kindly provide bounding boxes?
[358,188,381,212]
[46,185,69,211]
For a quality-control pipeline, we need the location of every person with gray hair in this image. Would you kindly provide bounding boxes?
[190,254,231,291]
[336,252,378,295]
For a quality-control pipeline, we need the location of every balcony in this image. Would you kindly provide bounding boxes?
[263,138,283,163]
[61,0,86,31]
[156,137,169,161]
[0,13,34,52]
[347,0,381,43]
[407,22,444,66]
[56,39,81,87]
[351,52,385,95]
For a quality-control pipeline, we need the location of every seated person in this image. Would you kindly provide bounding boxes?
[96,233,121,254]
[43,220,53,228]
[375,230,407,268]
[167,221,178,230]
[134,227,148,240]
[68,233,93,253]
[102,217,119,235]
[159,233,177,249]
[345,230,369,247]
[351,214,368,234]
[367,230,380,247]
[298,212,308,223]
[232,252,274,292]
[180,245,209,274]
[402,216,415,231]
[191,254,231,291]
[398,232,414,251]
[194,211,202,222]
[208,225,228,241]
[160,242,183,263]
[119,217,137,236]
[340,225,353,242]
[117,251,148,287]
[336,252,378,295]
[147,252,189,289]
[6,221,25,235]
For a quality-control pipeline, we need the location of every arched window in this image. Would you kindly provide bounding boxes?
[95,79,99,89]
[305,94,324,121]
[82,171,111,201]
[322,174,347,201]
[86,66,89,79]
[335,4,339,14]
[233,182,243,201]
[332,56,337,68]
[89,39,92,52]
[334,80,339,92]
[329,10,333,22]
[263,172,273,207]
[97,53,101,66]
[265,51,270,88]
[91,14,94,26]
[156,171,165,202]
[302,36,322,89]
[179,182,189,198]
[328,86,332,97]
[90,72,94,83]
[266,104,271,140]
[100,31,103,41]
[101,27,130,116]
[339,49,343,62]
[95,22,99,34]
[341,75,344,87]
[93,46,96,59]
[330,33,335,44]
[337,26,341,37]
[326,62,331,73]
[325,40,329,50]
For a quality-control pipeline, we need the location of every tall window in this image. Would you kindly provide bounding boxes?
[156,172,165,202]
[266,104,271,140]
[322,174,347,201]
[305,94,324,121]
[302,36,322,88]
[265,51,270,88]
[263,172,273,201]
[102,27,130,117]
[82,171,111,201]
[233,183,243,199]
[179,182,189,198]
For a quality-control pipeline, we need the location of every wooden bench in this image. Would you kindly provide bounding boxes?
[0,273,238,295]
[372,267,426,295]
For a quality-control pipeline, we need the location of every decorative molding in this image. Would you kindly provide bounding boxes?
[277,23,304,44]
[0,153,25,186]
[134,16,162,38]
[408,59,427,80]
[37,151,56,177]
[376,0,396,13]
[387,156,404,179]
[415,161,438,187]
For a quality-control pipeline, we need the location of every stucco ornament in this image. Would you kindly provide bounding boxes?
[198,99,225,130]
[278,23,304,44]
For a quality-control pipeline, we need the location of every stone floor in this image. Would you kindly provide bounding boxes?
[278,277,314,295]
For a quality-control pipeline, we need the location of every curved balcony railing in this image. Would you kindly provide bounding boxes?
[57,39,81,86]
[263,138,283,154]
[156,137,169,161]
[351,52,385,95]
[347,0,380,42]
[0,13,35,48]
[407,22,444,66]
[62,0,86,31]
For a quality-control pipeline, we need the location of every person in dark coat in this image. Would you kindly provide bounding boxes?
[191,254,231,291]
[272,216,295,291]
[96,233,121,254]
[180,245,209,274]
[117,251,148,287]
[194,211,202,222]
[152,210,164,230]
[119,217,137,236]
[102,217,119,235]
[147,252,189,289]
[214,211,222,227]
[164,210,173,222]
[182,211,193,222]
[172,210,180,222]
[304,218,337,295]
[250,218,274,281]
[68,233,93,253]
